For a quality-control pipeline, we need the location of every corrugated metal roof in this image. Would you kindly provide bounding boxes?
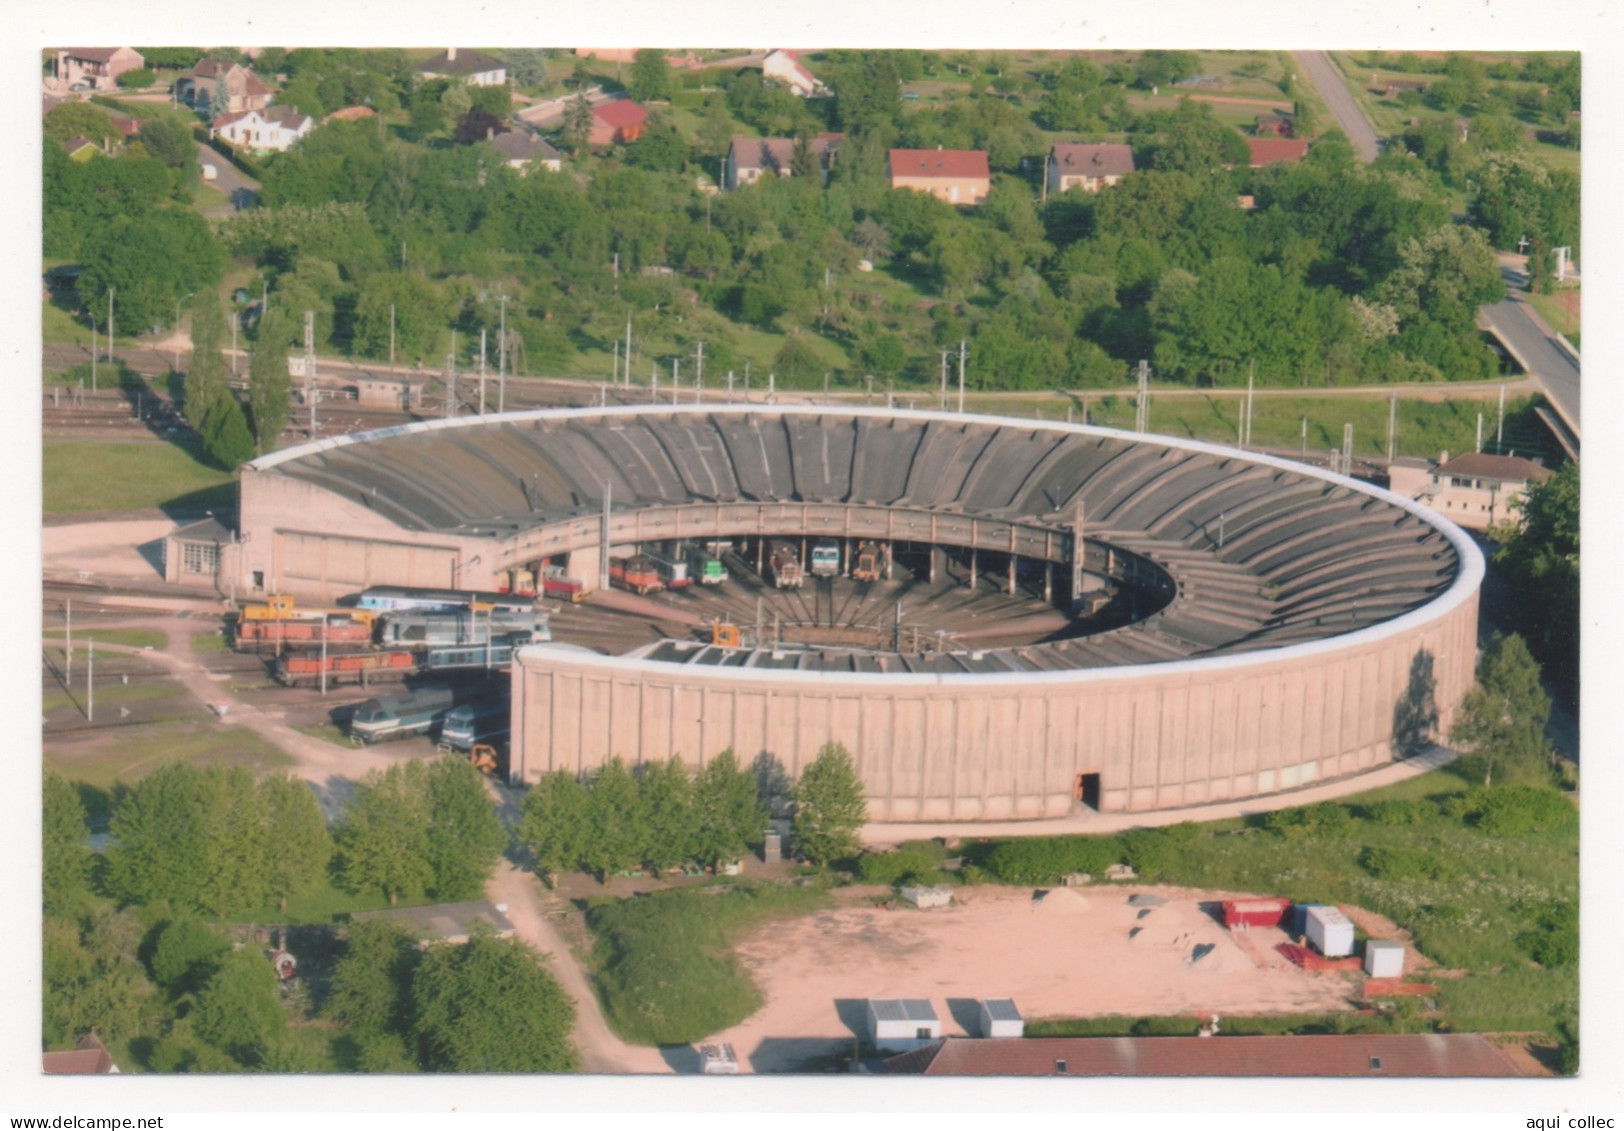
[871,998,938,1023]
[982,998,1021,1022]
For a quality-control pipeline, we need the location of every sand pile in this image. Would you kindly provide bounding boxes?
[1031,888,1091,914]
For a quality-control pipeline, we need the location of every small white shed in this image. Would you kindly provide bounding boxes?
[699,1043,739,1074]
[899,884,953,909]
[1364,939,1405,977]
[979,998,1024,1038]
[868,999,941,1052]
[1306,905,1355,958]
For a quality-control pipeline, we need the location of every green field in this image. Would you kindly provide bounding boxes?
[43,440,236,513]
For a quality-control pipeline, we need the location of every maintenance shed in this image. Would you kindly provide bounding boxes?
[869,999,942,1052]
[979,998,1024,1038]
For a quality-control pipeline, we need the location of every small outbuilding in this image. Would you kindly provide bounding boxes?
[699,1043,739,1074]
[979,998,1024,1038]
[165,515,234,589]
[1305,905,1355,958]
[1365,940,1406,978]
[1223,897,1290,929]
[868,999,941,1053]
[356,377,421,411]
[899,884,953,909]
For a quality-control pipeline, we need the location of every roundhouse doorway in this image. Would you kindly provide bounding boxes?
[1075,772,1101,811]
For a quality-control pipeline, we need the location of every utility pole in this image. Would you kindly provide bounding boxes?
[1135,360,1150,433]
[823,371,830,403]
[1070,503,1085,612]
[940,349,949,410]
[1386,393,1398,463]
[64,599,71,680]
[957,339,967,413]
[625,311,633,388]
[443,348,457,419]
[1341,423,1354,476]
[1496,384,1506,454]
[479,329,487,414]
[695,340,704,396]
[86,636,93,723]
[600,480,612,591]
[727,370,735,403]
[1301,417,1308,460]
[1244,361,1255,448]
[1476,411,1484,453]
[106,288,114,366]
[498,295,508,413]
[611,340,618,385]
[389,303,396,366]
[671,358,680,406]
[304,311,317,437]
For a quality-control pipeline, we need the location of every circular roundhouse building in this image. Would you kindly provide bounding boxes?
[240,405,1482,818]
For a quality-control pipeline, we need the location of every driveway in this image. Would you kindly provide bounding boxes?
[196,141,260,211]
[1291,50,1381,163]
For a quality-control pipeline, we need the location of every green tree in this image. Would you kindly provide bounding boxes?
[629,48,673,102]
[338,761,434,905]
[518,771,592,880]
[412,929,578,1072]
[75,209,224,337]
[192,946,286,1066]
[423,756,508,900]
[505,48,550,89]
[638,756,699,872]
[692,748,766,867]
[43,910,156,1049]
[772,335,824,384]
[352,272,446,362]
[247,304,293,454]
[259,775,332,912]
[43,772,91,915]
[1377,223,1505,325]
[562,92,595,153]
[582,756,646,881]
[697,92,734,160]
[326,919,421,1037]
[791,742,868,866]
[44,102,121,146]
[1492,462,1579,688]
[183,287,230,429]
[1450,633,1552,787]
[199,394,257,469]
[147,918,231,998]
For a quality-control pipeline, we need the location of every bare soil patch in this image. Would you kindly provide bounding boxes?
[710,884,1363,1072]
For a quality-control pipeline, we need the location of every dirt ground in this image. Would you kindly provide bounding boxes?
[711,884,1361,1073]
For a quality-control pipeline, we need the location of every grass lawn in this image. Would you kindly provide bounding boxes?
[41,679,184,716]
[587,881,833,1045]
[192,630,230,653]
[46,627,169,650]
[46,719,294,823]
[294,722,353,746]
[43,440,236,514]
[1523,288,1580,345]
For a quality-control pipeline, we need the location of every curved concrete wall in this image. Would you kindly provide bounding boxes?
[512,584,1476,817]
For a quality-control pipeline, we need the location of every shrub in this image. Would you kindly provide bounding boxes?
[1359,799,1433,826]
[1522,902,1578,968]
[1122,828,1179,879]
[856,840,947,886]
[1460,787,1578,836]
[983,835,1123,885]
[1359,844,1458,883]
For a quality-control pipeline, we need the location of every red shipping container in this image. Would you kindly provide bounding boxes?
[1223,898,1291,929]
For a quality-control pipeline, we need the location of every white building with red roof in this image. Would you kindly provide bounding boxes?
[763,49,824,96]
[212,105,313,153]
[888,147,990,205]
[1389,450,1554,532]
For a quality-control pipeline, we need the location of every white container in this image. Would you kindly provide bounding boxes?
[1306,905,1355,958]
[1364,939,1405,977]
[201,162,219,181]
[868,999,940,1052]
[979,998,1024,1038]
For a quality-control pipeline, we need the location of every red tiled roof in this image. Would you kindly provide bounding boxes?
[887,1035,1522,1077]
[1438,452,1552,482]
[1051,142,1135,178]
[43,1032,116,1075]
[1246,137,1310,165]
[593,98,648,128]
[888,148,990,180]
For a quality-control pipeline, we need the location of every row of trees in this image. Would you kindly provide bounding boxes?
[517,743,870,880]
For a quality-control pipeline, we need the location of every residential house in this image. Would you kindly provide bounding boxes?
[212,105,313,153]
[414,48,508,87]
[1045,142,1134,195]
[763,49,824,96]
[589,98,648,146]
[1388,450,1553,533]
[887,147,990,205]
[885,1034,1522,1077]
[55,48,146,92]
[1245,137,1310,167]
[724,133,842,188]
[177,60,273,115]
[488,127,563,173]
[1254,109,1293,137]
[43,1032,119,1075]
[62,135,106,162]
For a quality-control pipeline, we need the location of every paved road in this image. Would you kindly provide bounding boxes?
[1291,50,1381,163]
[195,141,260,213]
[1479,295,1581,437]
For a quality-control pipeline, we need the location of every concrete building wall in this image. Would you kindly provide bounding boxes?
[890,175,990,205]
[511,586,1476,818]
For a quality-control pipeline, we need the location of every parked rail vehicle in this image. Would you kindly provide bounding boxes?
[236,611,375,649]
[609,554,664,596]
[420,635,537,673]
[375,608,549,648]
[765,540,804,589]
[349,683,479,744]
[645,549,693,589]
[809,539,842,579]
[497,567,537,597]
[275,647,416,687]
[539,566,588,603]
[354,586,535,614]
[851,540,887,583]
[685,542,729,586]
[439,698,512,753]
